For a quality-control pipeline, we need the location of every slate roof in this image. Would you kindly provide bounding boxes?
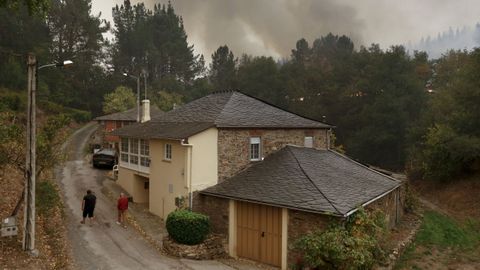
[94,107,164,121]
[201,145,402,217]
[111,122,214,140]
[152,91,332,128]
[112,91,331,140]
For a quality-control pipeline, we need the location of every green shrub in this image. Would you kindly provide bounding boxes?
[404,183,419,213]
[38,100,91,123]
[166,210,210,245]
[36,180,61,215]
[39,100,64,114]
[421,124,480,181]
[416,211,480,249]
[0,91,26,111]
[294,208,387,270]
[67,108,91,123]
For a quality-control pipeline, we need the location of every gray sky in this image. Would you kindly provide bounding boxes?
[91,0,480,60]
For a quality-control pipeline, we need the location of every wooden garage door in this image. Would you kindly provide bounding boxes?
[236,201,282,267]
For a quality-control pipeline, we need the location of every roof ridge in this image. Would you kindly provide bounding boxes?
[327,149,402,183]
[286,146,342,215]
[214,91,237,125]
[234,91,334,128]
[211,90,237,94]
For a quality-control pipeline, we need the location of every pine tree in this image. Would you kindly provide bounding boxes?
[209,45,236,91]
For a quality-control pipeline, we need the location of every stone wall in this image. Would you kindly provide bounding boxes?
[163,234,227,260]
[217,128,329,182]
[367,185,405,229]
[192,193,229,235]
[287,210,334,267]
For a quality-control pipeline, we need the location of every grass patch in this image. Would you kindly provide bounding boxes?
[416,211,480,250]
[395,211,480,269]
[394,243,418,270]
[36,180,61,215]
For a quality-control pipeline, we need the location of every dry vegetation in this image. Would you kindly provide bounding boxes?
[0,166,71,269]
[394,177,480,270]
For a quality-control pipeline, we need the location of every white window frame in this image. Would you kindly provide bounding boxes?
[120,138,129,163]
[119,137,150,173]
[164,143,172,161]
[140,139,150,167]
[250,137,261,161]
[130,138,139,165]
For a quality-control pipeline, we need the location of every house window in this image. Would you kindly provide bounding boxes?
[140,139,150,167]
[121,153,129,163]
[304,136,314,148]
[119,138,150,171]
[164,143,172,160]
[250,137,261,161]
[130,139,139,165]
[140,139,149,156]
[130,155,138,165]
[116,121,122,129]
[120,138,129,162]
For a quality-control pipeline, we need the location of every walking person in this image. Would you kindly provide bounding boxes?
[81,189,96,225]
[117,192,128,227]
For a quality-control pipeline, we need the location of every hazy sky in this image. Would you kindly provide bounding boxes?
[91,0,480,60]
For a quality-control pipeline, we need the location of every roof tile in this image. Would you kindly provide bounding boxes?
[94,107,164,121]
[201,145,401,216]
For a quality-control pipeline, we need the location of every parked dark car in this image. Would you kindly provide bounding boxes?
[92,148,117,168]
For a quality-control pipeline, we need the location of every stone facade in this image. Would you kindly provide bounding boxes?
[217,128,329,182]
[163,234,228,260]
[287,210,332,266]
[367,185,405,229]
[192,193,229,235]
[195,187,404,267]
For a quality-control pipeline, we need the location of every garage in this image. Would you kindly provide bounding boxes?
[236,201,282,267]
[201,146,404,269]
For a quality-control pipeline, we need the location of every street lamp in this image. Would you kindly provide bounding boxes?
[23,54,73,255]
[122,72,140,122]
[38,60,74,70]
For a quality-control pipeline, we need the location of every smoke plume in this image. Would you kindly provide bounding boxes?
[111,0,480,60]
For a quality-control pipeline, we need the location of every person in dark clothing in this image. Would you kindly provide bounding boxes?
[81,189,96,225]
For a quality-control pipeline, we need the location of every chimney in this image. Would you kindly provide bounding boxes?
[141,99,151,123]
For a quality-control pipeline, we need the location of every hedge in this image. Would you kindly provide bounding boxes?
[166,210,210,245]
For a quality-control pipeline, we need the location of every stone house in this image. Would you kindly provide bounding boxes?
[94,103,164,149]
[199,145,403,269]
[112,91,404,270]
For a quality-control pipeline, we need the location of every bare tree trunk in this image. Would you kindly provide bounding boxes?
[11,189,25,217]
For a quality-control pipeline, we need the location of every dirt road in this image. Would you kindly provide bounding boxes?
[55,123,185,270]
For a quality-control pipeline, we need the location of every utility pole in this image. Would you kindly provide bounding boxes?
[24,53,37,255]
[21,57,72,254]
[136,76,140,122]
[123,72,141,122]
[144,71,147,99]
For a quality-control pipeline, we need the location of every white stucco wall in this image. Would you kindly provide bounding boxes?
[188,128,218,191]
[117,128,218,220]
[117,167,149,203]
[149,139,187,219]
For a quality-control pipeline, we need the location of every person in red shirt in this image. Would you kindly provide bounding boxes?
[117,192,129,227]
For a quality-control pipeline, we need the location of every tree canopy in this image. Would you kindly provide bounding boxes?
[102,86,136,114]
[1,0,479,179]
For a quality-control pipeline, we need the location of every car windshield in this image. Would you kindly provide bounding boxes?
[96,149,116,156]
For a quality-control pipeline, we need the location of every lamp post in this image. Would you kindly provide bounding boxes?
[123,72,140,122]
[23,54,72,254]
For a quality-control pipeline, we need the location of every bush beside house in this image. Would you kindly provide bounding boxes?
[293,208,387,270]
[166,210,210,245]
[164,210,227,260]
